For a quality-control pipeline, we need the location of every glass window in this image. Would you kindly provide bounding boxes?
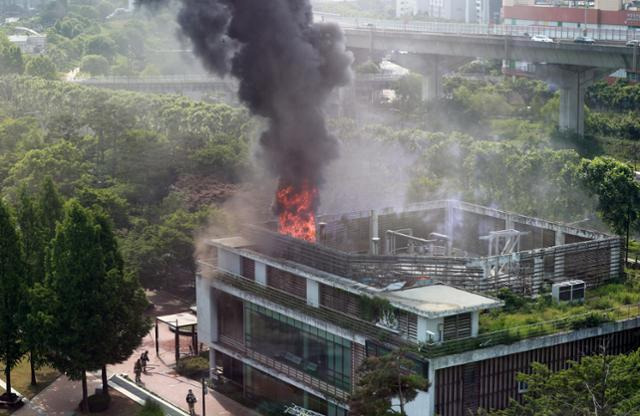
[244,303,352,391]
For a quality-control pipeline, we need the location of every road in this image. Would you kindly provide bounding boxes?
[314,13,640,43]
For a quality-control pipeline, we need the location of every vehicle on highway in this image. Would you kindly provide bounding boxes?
[531,34,554,43]
[627,40,640,47]
[574,35,595,44]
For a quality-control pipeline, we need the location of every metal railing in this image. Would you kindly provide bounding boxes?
[217,336,350,401]
[73,73,403,86]
[315,14,640,42]
[421,303,640,357]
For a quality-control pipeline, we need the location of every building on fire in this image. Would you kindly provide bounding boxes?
[196,200,640,416]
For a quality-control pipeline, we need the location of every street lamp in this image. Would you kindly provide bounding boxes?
[583,0,588,36]
[201,377,208,416]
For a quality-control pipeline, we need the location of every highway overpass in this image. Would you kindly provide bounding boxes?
[320,14,640,135]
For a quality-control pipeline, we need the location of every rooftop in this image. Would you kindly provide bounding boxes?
[240,200,621,296]
[381,284,502,318]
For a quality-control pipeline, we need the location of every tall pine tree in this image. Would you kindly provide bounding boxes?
[93,210,150,397]
[46,200,106,411]
[15,187,47,386]
[0,200,26,402]
[39,176,64,243]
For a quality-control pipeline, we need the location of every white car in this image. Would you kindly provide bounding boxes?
[531,35,554,43]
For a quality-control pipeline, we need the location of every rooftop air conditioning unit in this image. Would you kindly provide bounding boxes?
[552,280,586,303]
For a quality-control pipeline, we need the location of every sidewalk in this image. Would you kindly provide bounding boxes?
[109,325,257,416]
[14,289,257,416]
[13,374,102,416]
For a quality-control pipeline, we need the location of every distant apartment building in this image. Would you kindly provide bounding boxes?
[196,200,640,416]
[503,0,640,30]
[397,0,501,23]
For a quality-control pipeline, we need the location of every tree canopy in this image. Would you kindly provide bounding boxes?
[0,199,27,399]
[489,349,640,416]
[349,350,429,416]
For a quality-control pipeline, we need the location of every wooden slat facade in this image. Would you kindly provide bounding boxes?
[434,327,640,416]
[241,256,255,281]
[266,266,307,300]
[319,284,361,317]
[443,313,472,341]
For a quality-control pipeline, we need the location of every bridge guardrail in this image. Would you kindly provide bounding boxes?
[315,14,640,42]
[74,73,403,86]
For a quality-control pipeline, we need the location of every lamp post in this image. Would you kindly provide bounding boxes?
[201,377,208,416]
[583,0,588,36]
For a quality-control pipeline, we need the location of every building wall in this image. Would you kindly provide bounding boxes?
[433,327,640,415]
[503,4,640,27]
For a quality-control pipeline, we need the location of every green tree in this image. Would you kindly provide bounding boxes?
[0,44,25,75]
[580,157,640,244]
[349,350,429,416]
[93,210,150,396]
[0,199,26,401]
[15,188,47,386]
[45,200,107,411]
[80,54,110,76]
[38,177,65,243]
[393,73,423,112]
[490,350,640,416]
[25,55,58,80]
[5,140,93,196]
[84,35,116,62]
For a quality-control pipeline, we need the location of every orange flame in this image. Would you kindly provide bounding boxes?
[276,181,318,242]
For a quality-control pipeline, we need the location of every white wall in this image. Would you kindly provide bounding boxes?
[418,316,444,343]
[255,261,267,286]
[307,279,319,307]
[394,390,431,416]
[218,248,241,275]
[472,311,479,336]
[196,274,215,344]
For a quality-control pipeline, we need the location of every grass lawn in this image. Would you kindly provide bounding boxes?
[0,357,59,415]
[480,269,640,336]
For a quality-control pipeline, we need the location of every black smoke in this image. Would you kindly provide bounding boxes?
[148,0,353,192]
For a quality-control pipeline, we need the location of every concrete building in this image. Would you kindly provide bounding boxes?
[196,200,640,416]
[503,0,640,30]
[7,27,46,54]
[398,0,499,23]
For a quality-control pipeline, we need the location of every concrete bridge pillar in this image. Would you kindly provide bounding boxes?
[421,55,442,102]
[389,53,446,102]
[542,66,606,137]
[558,75,587,136]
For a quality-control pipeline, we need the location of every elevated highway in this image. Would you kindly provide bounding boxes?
[320,14,640,135]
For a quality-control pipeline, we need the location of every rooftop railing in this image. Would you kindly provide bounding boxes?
[421,303,640,357]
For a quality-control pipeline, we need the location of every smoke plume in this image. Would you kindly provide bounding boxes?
[169,0,353,192]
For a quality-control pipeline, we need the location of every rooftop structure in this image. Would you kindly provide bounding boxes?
[8,27,46,54]
[245,200,622,296]
[196,200,638,416]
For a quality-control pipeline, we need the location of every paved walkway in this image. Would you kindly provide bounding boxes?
[13,374,102,416]
[12,289,257,416]
[109,324,256,416]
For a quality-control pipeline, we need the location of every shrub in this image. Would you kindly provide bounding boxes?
[496,288,528,313]
[87,393,111,412]
[138,399,164,416]
[591,297,613,310]
[570,312,612,330]
[176,356,209,380]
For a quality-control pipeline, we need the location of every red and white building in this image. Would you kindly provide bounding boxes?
[503,0,640,31]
